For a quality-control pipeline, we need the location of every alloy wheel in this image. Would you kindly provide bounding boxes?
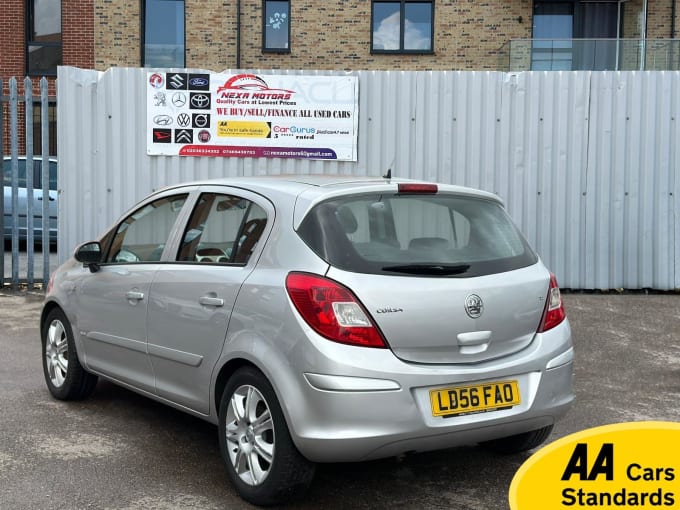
[225,384,275,486]
[45,319,69,387]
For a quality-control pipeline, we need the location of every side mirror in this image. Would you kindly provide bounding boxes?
[74,241,102,272]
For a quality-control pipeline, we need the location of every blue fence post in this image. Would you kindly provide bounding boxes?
[9,78,19,291]
[25,77,34,290]
[41,77,50,287]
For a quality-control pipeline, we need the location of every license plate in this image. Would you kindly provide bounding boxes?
[430,380,521,417]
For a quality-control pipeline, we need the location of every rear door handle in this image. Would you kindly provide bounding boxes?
[126,290,145,301]
[199,296,224,307]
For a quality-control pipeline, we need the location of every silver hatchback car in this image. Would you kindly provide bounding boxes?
[42,175,574,506]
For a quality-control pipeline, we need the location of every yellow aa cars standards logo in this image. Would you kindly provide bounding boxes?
[509,422,680,509]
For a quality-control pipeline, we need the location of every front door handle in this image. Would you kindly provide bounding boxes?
[126,290,145,301]
[199,296,224,307]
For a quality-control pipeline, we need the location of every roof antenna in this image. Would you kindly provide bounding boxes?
[383,168,391,180]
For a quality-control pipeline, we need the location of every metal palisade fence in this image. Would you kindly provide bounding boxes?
[1,77,54,290]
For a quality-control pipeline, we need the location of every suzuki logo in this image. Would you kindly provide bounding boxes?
[168,73,186,89]
[464,294,484,319]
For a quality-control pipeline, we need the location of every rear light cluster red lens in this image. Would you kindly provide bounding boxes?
[285,272,387,348]
[538,273,567,332]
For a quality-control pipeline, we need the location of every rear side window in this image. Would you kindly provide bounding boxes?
[177,193,267,265]
[297,193,537,277]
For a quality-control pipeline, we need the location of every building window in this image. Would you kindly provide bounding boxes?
[26,0,62,76]
[143,0,185,67]
[263,1,290,52]
[371,0,433,53]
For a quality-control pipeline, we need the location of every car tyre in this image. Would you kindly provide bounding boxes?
[41,308,98,400]
[218,366,315,506]
[481,425,553,454]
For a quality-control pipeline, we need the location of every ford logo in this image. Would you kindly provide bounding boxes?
[464,294,484,319]
[190,77,209,87]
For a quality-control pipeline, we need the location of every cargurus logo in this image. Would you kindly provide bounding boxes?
[273,125,316,134]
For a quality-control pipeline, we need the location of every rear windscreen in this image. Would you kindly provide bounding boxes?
[297,193,537,277]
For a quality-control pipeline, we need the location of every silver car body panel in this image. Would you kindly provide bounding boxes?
[43,175,574,463]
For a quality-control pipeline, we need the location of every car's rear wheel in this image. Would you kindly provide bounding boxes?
[481,425,554,454]
[42,308,98,400]
[218,366,315,506]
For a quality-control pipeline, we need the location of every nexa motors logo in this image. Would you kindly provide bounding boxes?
[216,74,295,101]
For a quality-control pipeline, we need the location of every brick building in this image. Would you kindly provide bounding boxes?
[2,0,679,155]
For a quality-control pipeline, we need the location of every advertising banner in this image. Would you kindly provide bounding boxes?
[146,72,358,160]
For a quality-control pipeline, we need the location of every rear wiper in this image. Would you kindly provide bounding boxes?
[381,264,471,275]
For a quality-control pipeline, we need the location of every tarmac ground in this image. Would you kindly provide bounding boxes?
[0,290,679,509]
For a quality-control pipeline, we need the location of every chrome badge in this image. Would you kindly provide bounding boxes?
[464,294,484,319]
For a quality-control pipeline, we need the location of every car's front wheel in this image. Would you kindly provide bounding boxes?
[218,366,315,506]
[41,308,98,400]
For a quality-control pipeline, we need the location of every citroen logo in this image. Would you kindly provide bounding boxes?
[464,294,484,319]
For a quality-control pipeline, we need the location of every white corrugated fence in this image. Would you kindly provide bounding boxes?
[57,66,680,290]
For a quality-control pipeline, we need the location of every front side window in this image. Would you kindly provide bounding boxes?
[263,0,290,52]
[298,193,536,277]
[177,193,267,265]
[26,0,62,76]
[372,0,433,53]
[143,0,185,67]
[106,195,188,263]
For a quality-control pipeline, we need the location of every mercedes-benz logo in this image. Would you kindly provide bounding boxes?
[190,93,210,109]
[177,113,191,127]
[464,294,484,319]
[172,92,187,107]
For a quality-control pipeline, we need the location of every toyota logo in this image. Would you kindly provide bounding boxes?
[464,294,484,319]
[190,94,210,109]
[153,115,173,126]
[172,92,187,107]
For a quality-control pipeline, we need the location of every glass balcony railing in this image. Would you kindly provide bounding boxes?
[499,39,680,71]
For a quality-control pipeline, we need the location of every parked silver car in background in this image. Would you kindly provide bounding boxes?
[3,156,58,245]
[41,175,574,506]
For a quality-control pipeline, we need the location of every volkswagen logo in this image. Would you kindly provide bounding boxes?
[190,93,210,109]
[464,294,484,319]
[172,92,187,107]
[177,113,191,127]
[153,114,173,126]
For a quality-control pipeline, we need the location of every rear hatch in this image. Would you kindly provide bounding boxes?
[297,185,548,364]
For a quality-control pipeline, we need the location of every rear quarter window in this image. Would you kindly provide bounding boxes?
[297,193,537,277]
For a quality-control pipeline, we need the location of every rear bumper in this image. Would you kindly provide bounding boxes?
[283,321,574,463]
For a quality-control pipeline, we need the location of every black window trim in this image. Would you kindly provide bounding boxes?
[370,0,435,55]
[262,0,291,53]
[26,0,63,77]
[141,0,187,68]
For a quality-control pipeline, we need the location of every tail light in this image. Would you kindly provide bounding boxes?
[286,272,387,348]
[538,273,566,332]
[397,183,438,194]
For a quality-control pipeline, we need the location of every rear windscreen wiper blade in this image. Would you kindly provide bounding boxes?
[381,264,471,275]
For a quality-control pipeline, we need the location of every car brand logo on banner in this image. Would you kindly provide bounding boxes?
[189,74,210,90]
[193,114,210,128]
[152,129,172,143]
[190,93,211,109]
[177,114,191,127]
[167,73,187,90]
[172,92,187,108]
[175,129,193,144]
[153,115,173,126]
